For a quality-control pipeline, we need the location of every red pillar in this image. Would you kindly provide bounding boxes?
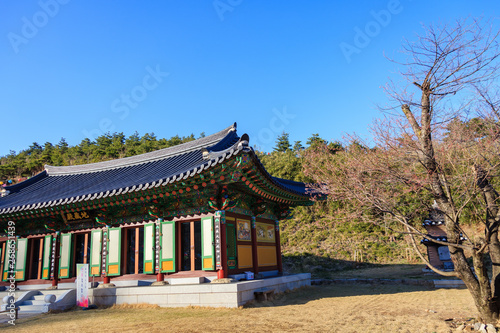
[156,273,164,282]
[251,216,259,275]
[275,220,283,274]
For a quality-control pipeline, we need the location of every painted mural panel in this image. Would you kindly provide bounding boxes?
[256,223,275,243]
[236,219,251,241]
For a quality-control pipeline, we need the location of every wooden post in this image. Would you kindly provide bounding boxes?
[83,233,89,264]
[220,212,227,278]
[37,238,43,279]
[275,220,283,274]
[51,232,59,287]
[215,211,227,278]
[135,228,140,274]
[251,216,259,275]
[0,242,5,275]
[102,227,109,284]
[155,221,164,281]
[190,221,195,270]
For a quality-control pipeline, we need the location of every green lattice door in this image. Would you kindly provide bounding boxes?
[226,223,237,269]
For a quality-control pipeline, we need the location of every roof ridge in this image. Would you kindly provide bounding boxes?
[45,123,237,176]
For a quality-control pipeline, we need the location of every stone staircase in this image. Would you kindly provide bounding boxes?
[18,290,61,313]
[1,289,76,314]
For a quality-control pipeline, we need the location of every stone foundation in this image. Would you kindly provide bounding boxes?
[89,273,311,308]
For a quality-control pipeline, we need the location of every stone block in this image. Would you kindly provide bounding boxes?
[137,294,167,305]
[167,277,204,285]
[168,284,209,294]
[115,295,138,305]
[199,292,238,305]
[239,290,256,304]
[210,283,238,293]
[168,293,200,305]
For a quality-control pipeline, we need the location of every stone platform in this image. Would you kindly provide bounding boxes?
[90,273,311,308]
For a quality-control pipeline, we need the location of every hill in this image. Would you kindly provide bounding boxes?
[1,130,420,273]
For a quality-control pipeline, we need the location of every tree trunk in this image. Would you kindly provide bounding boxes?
[403,98,500,324]
[475,165,500,314]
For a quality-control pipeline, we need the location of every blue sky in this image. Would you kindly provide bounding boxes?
[0,1,499,156]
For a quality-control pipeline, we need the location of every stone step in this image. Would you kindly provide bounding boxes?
[166,277,205,285]
[433,279,465,288]
[18,304,47,313]
[20,300,46,306]
[38,289,69,296]
[0,290,28,299]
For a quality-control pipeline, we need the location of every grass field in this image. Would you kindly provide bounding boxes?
[1,282,476,333]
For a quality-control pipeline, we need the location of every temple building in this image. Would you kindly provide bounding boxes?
[421,203,466,271]
[0,123,315,288]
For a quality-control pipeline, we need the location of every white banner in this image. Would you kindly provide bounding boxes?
[76,264,89,307]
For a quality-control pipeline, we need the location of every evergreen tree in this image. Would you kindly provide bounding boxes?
[57,138,69,154]
[274,132,291,152]
[125,132,141,157]
[293,141,304,153]
[306,133,327,148]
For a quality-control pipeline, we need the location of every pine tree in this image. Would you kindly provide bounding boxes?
[274,132,291,152]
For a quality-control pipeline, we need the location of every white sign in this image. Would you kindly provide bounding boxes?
[76,264,89,307]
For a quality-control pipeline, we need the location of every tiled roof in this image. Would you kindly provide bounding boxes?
[0,123,312,215]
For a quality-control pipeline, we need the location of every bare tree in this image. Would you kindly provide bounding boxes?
[305,19,500,324]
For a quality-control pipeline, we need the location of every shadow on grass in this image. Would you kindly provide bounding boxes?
[282,253,445,280]
[247,283,437,309]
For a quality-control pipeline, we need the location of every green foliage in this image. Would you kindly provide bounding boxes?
[0,129,419,266]
[306,133,326,149]
[273,132,291,152]
[258,149,308,182]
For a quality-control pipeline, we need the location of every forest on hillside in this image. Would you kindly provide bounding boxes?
[0,132,198,184]
[0,129,426,267]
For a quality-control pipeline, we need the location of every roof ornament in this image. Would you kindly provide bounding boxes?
[228,122,237,132]
[238,133,249,149]
[0,189,9,197]
[202,148,210,159]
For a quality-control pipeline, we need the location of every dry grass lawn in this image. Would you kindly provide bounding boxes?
[0,283,477,333]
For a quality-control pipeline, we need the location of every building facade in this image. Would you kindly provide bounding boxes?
[0,124,314,287]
